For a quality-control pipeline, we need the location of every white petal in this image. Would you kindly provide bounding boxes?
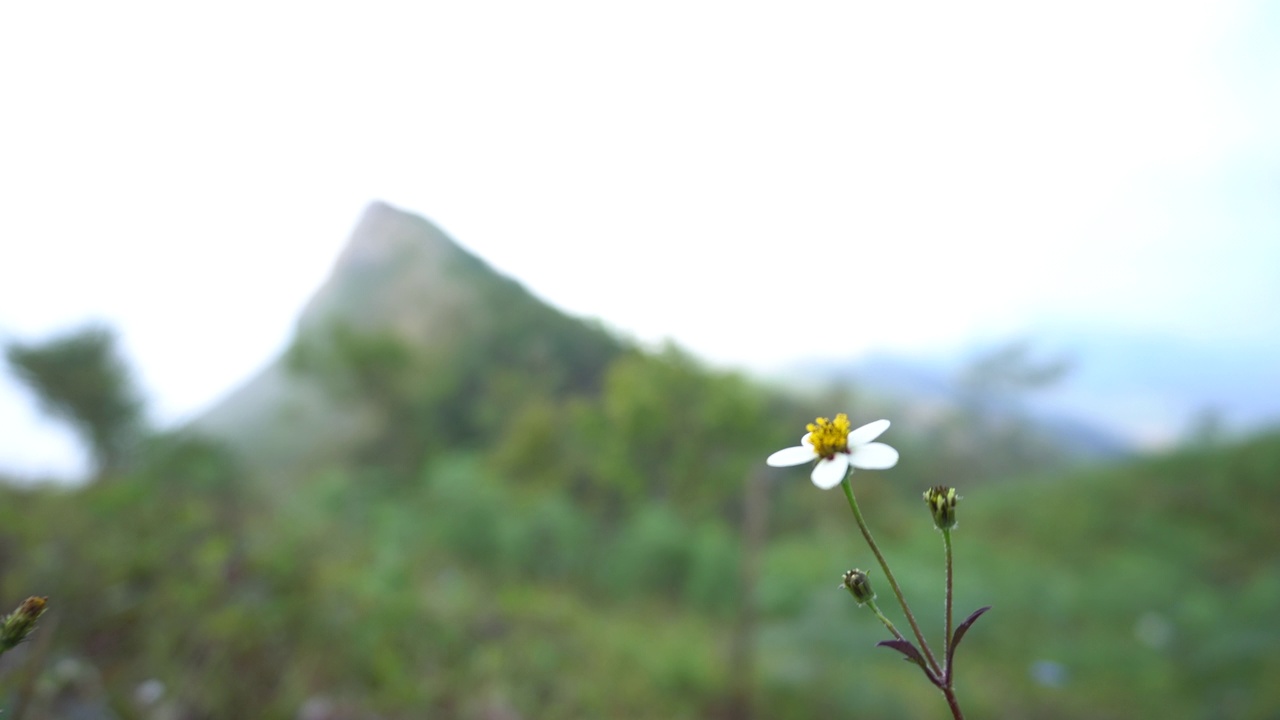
[767,445,817,467]
[848,442,899,470]
[810,455,850,489]
[800,432,813,446]
[849,419,891,445]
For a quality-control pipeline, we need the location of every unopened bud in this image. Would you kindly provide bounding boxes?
[923,486,959,530]
[840,569,876,605]
[1,596,48,651]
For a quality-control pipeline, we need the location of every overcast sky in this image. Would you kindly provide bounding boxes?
[2,1,1278,477]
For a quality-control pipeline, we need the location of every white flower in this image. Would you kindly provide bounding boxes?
[765,414,900,489]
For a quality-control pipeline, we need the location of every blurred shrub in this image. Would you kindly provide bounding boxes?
[603,504,694,600]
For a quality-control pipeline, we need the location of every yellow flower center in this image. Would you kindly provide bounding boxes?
[806,414,852,459]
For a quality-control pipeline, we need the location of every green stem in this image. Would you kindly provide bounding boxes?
[943,528,965,720]
[865,599,906,642]
[943,529,955,678]
[840,477,941,676]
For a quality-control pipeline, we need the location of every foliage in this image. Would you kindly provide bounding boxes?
[5,308,1278,717]
[4,325,144,476]
[4,404,1278,718]
[286,301,623,484]
[490,344,782,523]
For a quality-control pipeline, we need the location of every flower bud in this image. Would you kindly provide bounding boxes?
[1,596,47,651]
[923,485,959,530]
[840,569,876,605]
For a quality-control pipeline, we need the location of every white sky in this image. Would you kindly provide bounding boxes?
[2,1,1278,477]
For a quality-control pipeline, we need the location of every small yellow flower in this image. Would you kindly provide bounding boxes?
[766,413,899,489]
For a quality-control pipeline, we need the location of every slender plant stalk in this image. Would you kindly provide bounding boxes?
[943,527,955,680]
[943,527,963,720]
[865,599,906,642]
[943,687,965,720]
[839,477,941,676]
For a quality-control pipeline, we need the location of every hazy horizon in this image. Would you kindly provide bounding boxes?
[3,1,1279,477]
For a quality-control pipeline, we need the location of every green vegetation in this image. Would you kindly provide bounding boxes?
[3,327,1277,717]
[5,325,144,477]
[1,209,1273,717]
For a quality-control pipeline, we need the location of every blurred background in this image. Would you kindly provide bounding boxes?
[1,1,1278,718]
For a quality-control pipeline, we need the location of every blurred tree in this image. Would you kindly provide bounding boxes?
[289,305,624,487]
[5,324,145,477]
[957,338,1071,414]
[287,321,435,478]
[932,338,1074,484]
[578,344,774,518]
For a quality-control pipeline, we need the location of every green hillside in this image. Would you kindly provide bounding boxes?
[195,201,624,480]
[1,203,1275,718]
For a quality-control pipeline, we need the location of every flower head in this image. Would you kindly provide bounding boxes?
[840,568,876,605]
[1,596,47,652]
[923,485,959,530]
[766,413,899,489]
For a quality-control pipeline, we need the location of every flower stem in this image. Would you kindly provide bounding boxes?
[839,477,941,677]
[943,686,965,720]
[941,528,967,720]
[865,599,906,642]
[943,528,955,682]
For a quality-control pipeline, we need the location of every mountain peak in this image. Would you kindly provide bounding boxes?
[194,201,622,475]
[297,201,480,343]
[332,201,458,277]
